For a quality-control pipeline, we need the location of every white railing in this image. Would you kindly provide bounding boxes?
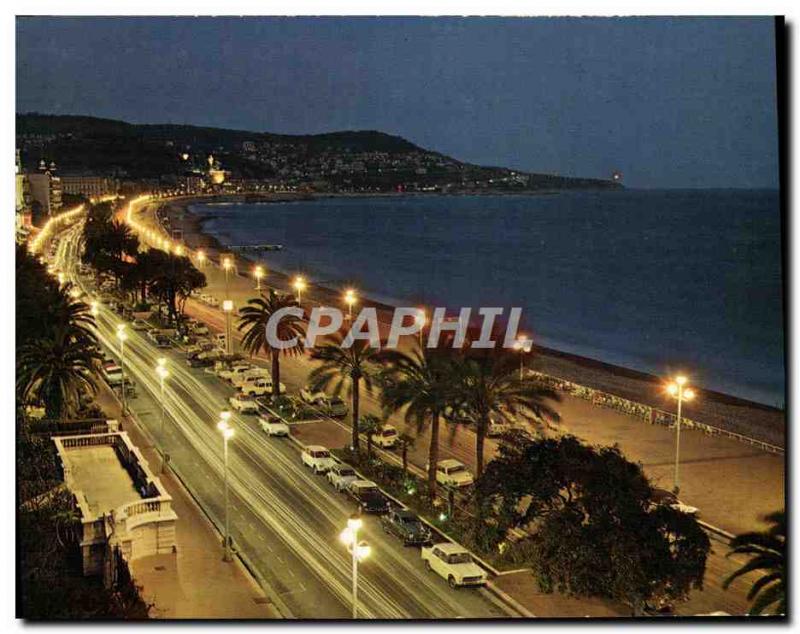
[529,371,784,455]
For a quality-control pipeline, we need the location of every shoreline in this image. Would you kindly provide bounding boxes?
[156,194,785,447]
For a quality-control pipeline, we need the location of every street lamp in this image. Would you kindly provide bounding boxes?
[340,512,371,619]
[415,309,426,347]
[293,276,307,304]
[217,413,234,562]
[222,300,234,356]
[116,324,128,414]
[156,358,169,471]
[344,288,357,321]
[254,265,264,291]
[512,335,533,380]
[90,300,99,317]
[666,375,696,494]
[223,257,233,299]
[196,250,206,268]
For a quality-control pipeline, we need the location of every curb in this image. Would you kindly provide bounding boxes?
[486,580,536,618]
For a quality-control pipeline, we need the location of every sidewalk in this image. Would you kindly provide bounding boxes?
[94,385,279,619]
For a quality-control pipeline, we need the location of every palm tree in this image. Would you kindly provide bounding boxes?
[723,510,785,615]
[379,347,456,499]
[238,290,305,397]
[17,324,101,423]
[397,432,416,478]
[308,333,380,458]
[360,414,382,460]
[454,350,561,478]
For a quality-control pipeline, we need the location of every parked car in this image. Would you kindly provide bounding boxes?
[326,463,359,492]
[434,459,474,488]
[301,446,336,474]
[229,393,259,415]
[186,340,215,356]
[219,363,253,383]
[371,424,398,449]
[326,397,348,418]
[381,508,432,546]
[207,296,220,308]
[259,416,290,437]
[421,543,487,588]
[487,418,512,437]
[187,355,214,368]
[131,318,150,331]
[651,488,699,515]
[153,333,171,348]
[300,387,327,406]
[347,480,390,514]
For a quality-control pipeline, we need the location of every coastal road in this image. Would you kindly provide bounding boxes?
[54,220,511,620]
[128,199,777,615]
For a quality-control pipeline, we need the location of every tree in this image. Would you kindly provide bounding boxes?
[82,207,138,287]
[452,349,561,478]
[359,414,382,460]
[723,510,785,616]
[397,432,416,478]
[17,323,101,423]
[479,432,710,614]
[308,333,379,458]
[148,251,206,324]
[379,347,457,499]
[238,290,305,397]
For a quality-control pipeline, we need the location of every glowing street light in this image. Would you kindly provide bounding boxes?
[196,250,206,268]
[665,375,696,493]
[344,288,357,320]
[254,265,264,291]
[293,276,307,304]
[217,414,235,562]
[222,257,233,298]
[156,358,170,472]
[175,244,185,257]
[116,324,129,414]
[57,272,65,287]
[415,309,427,347]
[512,335,533,380]
[340,512,371,618]
[90,300,99,317]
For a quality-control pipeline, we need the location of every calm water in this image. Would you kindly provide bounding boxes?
[191,190,785,407]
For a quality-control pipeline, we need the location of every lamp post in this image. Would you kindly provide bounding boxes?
[222,300,234,356]
[340,512,371,619]
[156,358,169,471]
[513,335,533,380]
[293,276,307,304]
[116,324,128,414]
[666,375,696,494]
[217,413,234,562]
[344,288,357,321]
[254,265,264,291]
[196,250,206,269]
[415,309,426,348]
[90,300,99,318]
[223,257,232,299]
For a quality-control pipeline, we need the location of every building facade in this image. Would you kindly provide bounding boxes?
[61,174,119,198]
[27,160,63,217]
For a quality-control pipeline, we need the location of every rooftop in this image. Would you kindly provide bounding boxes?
[61,445,142,516]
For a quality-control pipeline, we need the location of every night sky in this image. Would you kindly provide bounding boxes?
[16,16,779,189]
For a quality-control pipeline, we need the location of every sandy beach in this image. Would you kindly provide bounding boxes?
[158,195,785,448]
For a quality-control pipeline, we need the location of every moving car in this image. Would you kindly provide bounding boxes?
[229,393,259,415]
[434,459,474,488]
[259,416,290,437]
[326,463,359,491]
[301,446,336,474]
[380,508,432,546]
[347,480,390,514]
[371,424,398,449]
[421,543,487,588]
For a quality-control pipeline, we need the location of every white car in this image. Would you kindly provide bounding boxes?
[219,363,253,383]
[326,463,359,491]
[435,459,474,488]
[301,445,336,474]
[300,387,327,406]
[229,393,259,415]
[487,418,512,437]
[372,425,399,449]
[259,416,290,437]
[421,543,487,588]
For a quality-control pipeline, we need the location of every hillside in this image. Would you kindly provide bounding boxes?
[16,113,621,192]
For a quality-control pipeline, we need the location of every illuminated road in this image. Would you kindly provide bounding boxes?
[53,219,512,619]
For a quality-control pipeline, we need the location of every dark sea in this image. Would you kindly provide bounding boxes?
[190,190,785,407]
